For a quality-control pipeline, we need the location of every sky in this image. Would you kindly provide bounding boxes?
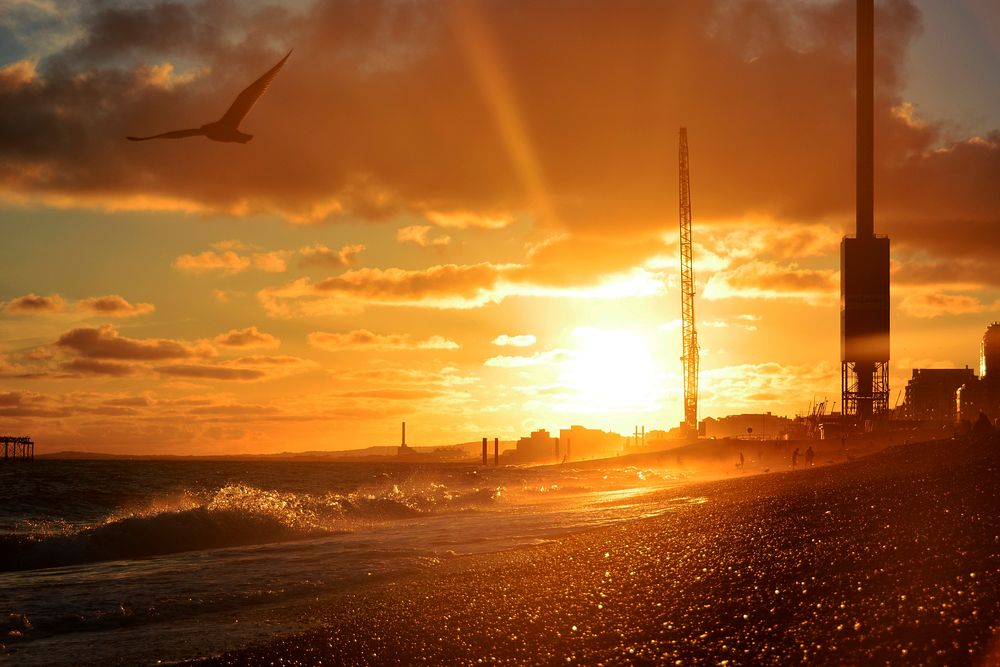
[0,0,997,455]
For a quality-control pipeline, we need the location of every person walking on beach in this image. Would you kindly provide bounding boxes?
[805,446,814,467]
[739,451,744,471]
[792,447,799,469]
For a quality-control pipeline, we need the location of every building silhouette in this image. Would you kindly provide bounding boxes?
[903,368,976,422]
[700,413,793,440]
[558,425,622,461]
[957,323,1000,423]
[503,429,559,464]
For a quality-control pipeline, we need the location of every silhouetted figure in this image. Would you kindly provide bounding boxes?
[127,50,291,143]
[805,445,814,467]
[739,451,744,471]
[791,447,800,469]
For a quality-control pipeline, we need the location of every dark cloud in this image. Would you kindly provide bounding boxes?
[0,0,995,281]
[315,263,501,300]
[4,293,64,314]
[56,325,210,360]
[77,294,155,317]
[213,326,280,348]
[157,364,266,380]
[188,404,281,416]
[0,391,29,406]
[60,358,137,376]
[102,396,152,407]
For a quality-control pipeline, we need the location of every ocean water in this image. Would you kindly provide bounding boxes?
[0,459,687,665]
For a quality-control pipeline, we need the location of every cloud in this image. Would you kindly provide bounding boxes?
[259,258,667,317]
[231,355,307,366]
[4,293,64,314]
[298,243,365,269]
[0,58,38,91]
[703,261,837,303]
[308,329,459,351]
[492,334,536,347]
[60,358,136,377]
[55,325,212,360]
[157,364,266,381]
[424,210,513,230]
[484,349,569,368]
[174,250,252,274]
[898,292,999,319]
[700,224,841,262]
[135,62,204,90]
[0,1,991,253]
[77,294,155,318]
[252,251,290,273]
[260,263,506,316]
[701,361,840,413]
[339,389,442,400]
[213,326,280,349]
[701,317,759,332]
[177,243,365,275]
[396,225,450,247]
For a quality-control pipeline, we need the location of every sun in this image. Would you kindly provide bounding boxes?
[559,327,663,413]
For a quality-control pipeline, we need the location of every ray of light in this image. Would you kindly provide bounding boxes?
[447,1,559,226]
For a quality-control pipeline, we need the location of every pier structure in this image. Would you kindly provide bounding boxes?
[2,436,34,461]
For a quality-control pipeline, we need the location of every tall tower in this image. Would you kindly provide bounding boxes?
[678,128,699,435]
[841,0,890,424]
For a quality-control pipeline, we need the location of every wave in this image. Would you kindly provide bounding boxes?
[0,482,502,572]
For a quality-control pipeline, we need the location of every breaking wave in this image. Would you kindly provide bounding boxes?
[0,482,502,571]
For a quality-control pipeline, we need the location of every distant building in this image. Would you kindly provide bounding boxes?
[952,324,1000,424]
[503,429,559,464]
[903,368,976,422]
[982,322,1000,379]
[559,425,622,461]
[700,413,792,440]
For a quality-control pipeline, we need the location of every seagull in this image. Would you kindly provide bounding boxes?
[127,50,291,143]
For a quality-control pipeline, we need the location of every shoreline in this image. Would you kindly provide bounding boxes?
[190,434,1000,665]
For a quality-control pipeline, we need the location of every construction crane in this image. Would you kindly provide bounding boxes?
[678,128,699,436]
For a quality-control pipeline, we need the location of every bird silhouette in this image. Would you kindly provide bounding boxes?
[127,50,291,143]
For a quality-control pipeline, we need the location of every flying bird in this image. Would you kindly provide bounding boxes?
[127,50,291,143]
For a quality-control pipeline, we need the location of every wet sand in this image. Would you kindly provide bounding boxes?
[194,435,1000,665]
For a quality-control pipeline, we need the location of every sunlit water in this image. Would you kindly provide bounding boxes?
[0,459,693,665]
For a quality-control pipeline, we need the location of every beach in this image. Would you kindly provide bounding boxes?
[194,435,1000,666]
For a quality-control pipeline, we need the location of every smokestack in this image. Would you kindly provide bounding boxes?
[401,421,406,448]
[857,0,874,239]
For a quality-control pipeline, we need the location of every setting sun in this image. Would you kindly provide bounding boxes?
[560,327,663,414]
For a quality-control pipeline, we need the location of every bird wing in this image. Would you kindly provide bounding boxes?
[217,50,291,129]
[126,128,204,141]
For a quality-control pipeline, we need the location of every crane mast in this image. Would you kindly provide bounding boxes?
[678,128,699,436]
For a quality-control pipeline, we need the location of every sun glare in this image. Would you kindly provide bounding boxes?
[560,327,662,413]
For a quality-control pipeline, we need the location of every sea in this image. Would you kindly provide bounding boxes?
[0,458,690,665]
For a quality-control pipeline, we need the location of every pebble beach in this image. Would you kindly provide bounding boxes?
[194,434,1000,665]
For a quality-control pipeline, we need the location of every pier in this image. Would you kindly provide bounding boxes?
[2,436,34,461]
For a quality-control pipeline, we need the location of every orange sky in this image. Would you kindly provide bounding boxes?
[0,0,998,454]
